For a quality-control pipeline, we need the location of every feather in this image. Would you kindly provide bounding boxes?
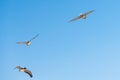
[15,66,33,78]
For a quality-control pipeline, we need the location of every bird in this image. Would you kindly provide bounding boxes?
[69,10,94,22]
[16,34,39,46]
[15,66,33,78]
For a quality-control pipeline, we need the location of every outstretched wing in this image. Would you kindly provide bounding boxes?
[69,16,82,22]
[29,34,39,42]
[84,10,94,16]
[24,69,33,78]
[16,42,27,44]
[15,66,22,70]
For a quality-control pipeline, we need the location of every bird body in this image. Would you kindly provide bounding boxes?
[16,66,33,78]
[26,41,31,46]
[69,10,94,22]
[17,34,39,46]
[80,15,86,19]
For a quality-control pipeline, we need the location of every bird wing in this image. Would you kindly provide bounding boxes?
[69,16,82,22]
[16,42,27,44]
[15,66,22,70]
[24,69,33,78]
[83,10,94,16]
[29,34,39,42]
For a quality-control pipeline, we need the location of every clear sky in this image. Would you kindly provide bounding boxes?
[1,0,120,80]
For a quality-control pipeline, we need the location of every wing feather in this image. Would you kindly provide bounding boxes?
[16,42,27,44]
[24,69,33,78]
[69,16,82,22]
[29,34,39,42]
[84,10,94,15]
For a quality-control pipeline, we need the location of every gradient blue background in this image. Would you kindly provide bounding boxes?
[1,0,120,80]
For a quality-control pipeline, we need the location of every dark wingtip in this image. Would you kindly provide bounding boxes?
[30,75,33,78]
[91,10,95,12]
[68,21,72,23]
[68,20,74,23]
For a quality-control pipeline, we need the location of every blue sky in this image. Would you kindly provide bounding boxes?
[1,0,120,80]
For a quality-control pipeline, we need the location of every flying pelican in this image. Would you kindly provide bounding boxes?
[69,10,94,22]
[16,34,39,46]
[15,66,33,78]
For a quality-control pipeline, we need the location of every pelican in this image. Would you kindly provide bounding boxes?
[15,66,33,78]
[17,34,39,46]
[69,10,94,22]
